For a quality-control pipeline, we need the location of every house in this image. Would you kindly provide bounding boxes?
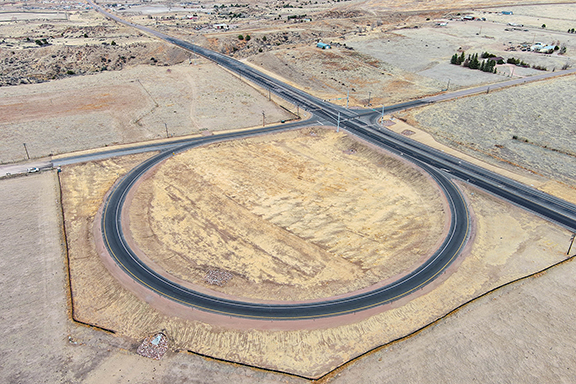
[213,23,228,30]
[316,42,331,49]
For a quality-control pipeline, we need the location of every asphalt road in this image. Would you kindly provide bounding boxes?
[102,135,470,319]
[90,0,576,319]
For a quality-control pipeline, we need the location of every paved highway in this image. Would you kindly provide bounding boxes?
[91,0,576,319]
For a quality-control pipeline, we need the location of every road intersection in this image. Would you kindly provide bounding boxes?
[7,0,575,319]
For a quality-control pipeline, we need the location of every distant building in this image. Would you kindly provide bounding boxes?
[213,23,228,30]
[316,42,331,49]
[538,45,556,53]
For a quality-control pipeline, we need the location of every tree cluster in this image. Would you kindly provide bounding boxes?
[506,57,529,67]
[451,52,496,73]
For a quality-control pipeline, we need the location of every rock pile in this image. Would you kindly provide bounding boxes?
[136,333,168,360]
[205,269,233,286]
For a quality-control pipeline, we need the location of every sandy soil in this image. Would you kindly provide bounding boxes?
[127,128,446,301]
[403,74,576,190]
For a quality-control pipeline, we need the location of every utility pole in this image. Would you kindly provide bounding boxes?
[337,112,341,132]
[23,143,30,160]
[381,105,385,123]
[446,78,451,90]
[568,233,576,255]
[262,110,265,127]
[268,88,271,101]
[346,90,349,109]
[367,91,371,106]
[164,123,169,138]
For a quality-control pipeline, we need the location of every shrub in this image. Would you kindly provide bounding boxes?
[245,34,251,41]
[66,70,75,75]
[238,34,244,40]
[111,40,116,45]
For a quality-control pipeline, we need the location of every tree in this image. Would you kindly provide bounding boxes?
[451,53,459,65]
[245,34,251,41]
[541,24,546,28]
[458,52,465,64]
[238,34,244,40]
[469,53,480,69]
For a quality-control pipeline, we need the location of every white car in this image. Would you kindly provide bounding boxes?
[27,167,40,173]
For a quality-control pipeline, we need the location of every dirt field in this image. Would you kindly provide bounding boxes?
[127,128,446,301]
[2,168,576,382]
[55,129,570,378]
[3,0,576,382]
[0,61,294,163]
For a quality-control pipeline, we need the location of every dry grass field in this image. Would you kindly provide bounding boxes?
[403,75,576,188]
[53,128,570,378]
[128,128,446,302]
[0,62,294,163]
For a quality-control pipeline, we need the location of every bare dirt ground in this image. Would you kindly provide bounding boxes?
[2,168,576,382]
[3,0,576,382]
[127,128,446,301]
[57,130,570,378]
[0,61,294,163]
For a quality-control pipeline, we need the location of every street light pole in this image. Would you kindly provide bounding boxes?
[337,112,341,132]
[164,123,169,138]
[262,111,265,127]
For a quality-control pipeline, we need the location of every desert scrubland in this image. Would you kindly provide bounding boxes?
[1,0,576,382]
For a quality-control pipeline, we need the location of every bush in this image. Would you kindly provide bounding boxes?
[245,34,251,41]
[238,34,244,40]
[262,35,267,41]
[66,70,75,75]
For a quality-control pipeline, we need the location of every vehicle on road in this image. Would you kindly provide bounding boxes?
[27,167,40,173]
